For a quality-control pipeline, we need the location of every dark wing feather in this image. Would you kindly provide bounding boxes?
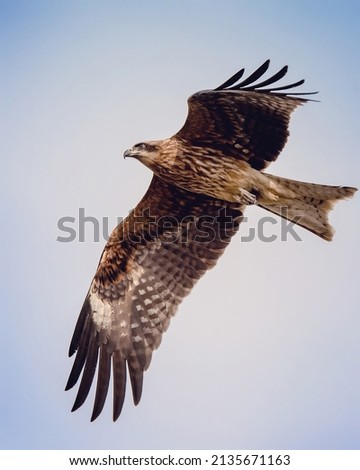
[66,175,243,420]
[175,60,316,170]
[262,79,305,92]
[65,312,92,390]
[112,351,126,421]
[91,345,111,421]
[213,67,245,90]
[241,65,288,90]
[229,59,271,89]
[71,335,99,412]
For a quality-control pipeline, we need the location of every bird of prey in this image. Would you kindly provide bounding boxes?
[66,60,356,421]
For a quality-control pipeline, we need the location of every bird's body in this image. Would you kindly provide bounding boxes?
[137,139,258,203]
[66,61,356,421]
[125,133,355,241]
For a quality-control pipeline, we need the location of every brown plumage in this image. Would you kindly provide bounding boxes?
[66,60,357,421]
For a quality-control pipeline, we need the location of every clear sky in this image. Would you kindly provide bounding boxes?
[1,0,360,450]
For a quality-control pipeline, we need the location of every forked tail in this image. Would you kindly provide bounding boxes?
[258,174,357,241]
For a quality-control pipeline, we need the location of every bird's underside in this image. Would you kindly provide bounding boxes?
[66,60,357,421]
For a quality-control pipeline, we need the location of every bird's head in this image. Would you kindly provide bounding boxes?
[123,138,179,172]
[123,141,161,167]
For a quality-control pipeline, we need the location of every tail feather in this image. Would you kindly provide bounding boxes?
[258,174,357,241]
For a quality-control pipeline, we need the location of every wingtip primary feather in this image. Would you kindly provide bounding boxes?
[70,337,99,413]
[214,60,314,98]
[241,65,288,90]
[214,67,245,91]
[127,359,144,406]
[68,296,92,356]
[231,59,271,89]
[112,351,127,421]
[65,315,92,391]
[90,345,112,422]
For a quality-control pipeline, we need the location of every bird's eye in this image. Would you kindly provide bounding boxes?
[134,143,147,150]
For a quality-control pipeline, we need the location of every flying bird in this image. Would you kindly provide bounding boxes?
[66,60,357,421]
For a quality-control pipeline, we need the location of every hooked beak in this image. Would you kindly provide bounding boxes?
[123,148,133,159]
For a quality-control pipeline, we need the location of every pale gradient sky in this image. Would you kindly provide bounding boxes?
[1,0,360,450]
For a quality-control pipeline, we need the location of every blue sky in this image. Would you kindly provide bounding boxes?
[1,0,360,449]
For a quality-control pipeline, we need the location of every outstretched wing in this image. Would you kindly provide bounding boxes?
[175,60,317,170]
[66,175,243,421]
